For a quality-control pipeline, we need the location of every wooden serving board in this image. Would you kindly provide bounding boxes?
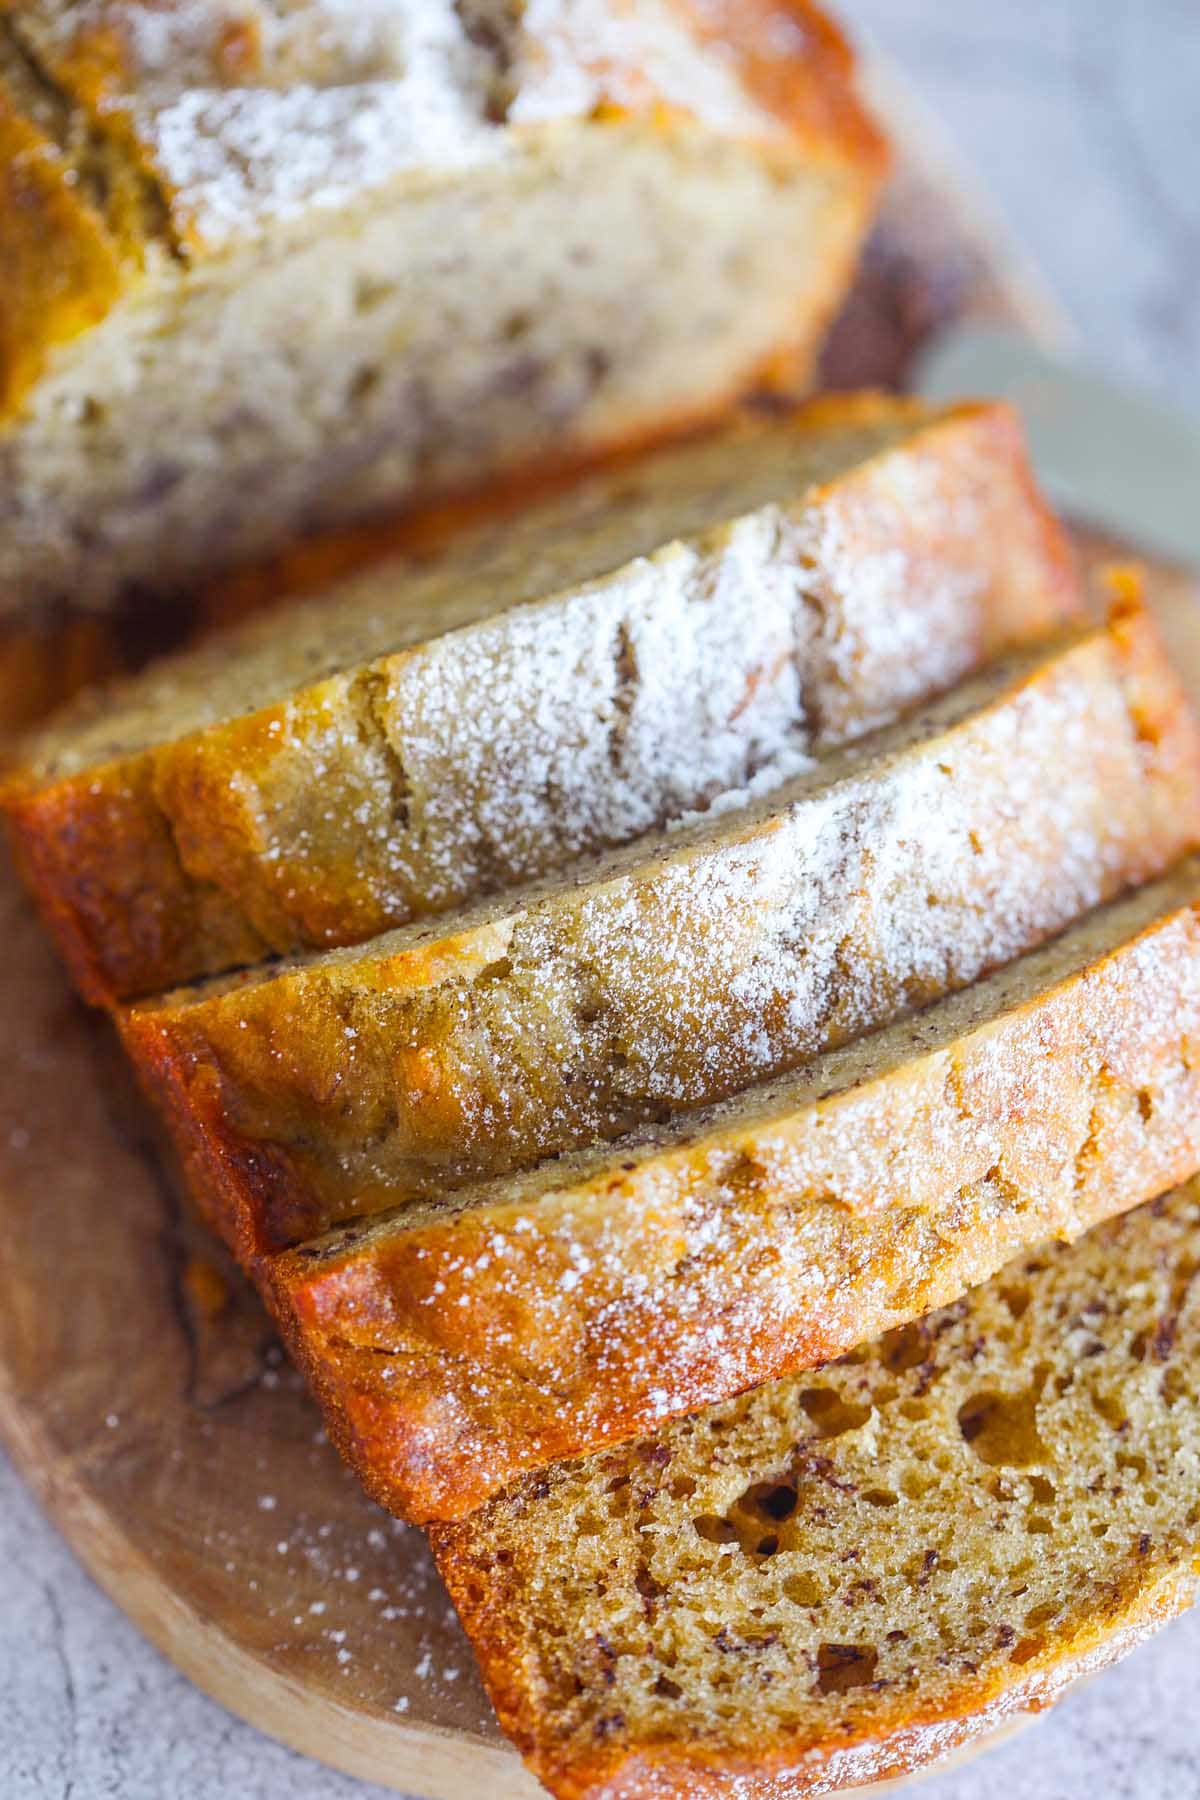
[0,64,1190,1800]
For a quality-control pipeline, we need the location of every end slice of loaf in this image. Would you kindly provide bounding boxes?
[0,0,886,618]
[272,857,1200,1521]
[123,602,1200,1267]
[3,397,1080,1002]
[431,1177,1200,1799]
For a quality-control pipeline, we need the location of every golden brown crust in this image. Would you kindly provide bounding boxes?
[116,609,1188,1285]
[4,759,270,1002]
[267,864,1200,1520]
[668,0,888,175]
[433,1524,1195,1799]
[0,77,126,414]
[4,398,1081,1007]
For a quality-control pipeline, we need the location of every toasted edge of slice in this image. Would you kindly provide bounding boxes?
[429,1179,1200,1798]
[269,856,1200,1520]
[3,397,1080,1002]
[123,599,1200,1267]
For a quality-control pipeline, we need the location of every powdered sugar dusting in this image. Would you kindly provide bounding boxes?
[14,0,777,246]
[187,620,1198,1278]
[328,869,1200,1509]
[149,76,499,243]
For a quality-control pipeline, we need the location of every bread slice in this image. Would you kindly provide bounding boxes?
[123,601,1200,1271]
[0,0,886,619]
[431,1176,1200,1798]
[271,858,1200,1521]
[3,396,1081,1005]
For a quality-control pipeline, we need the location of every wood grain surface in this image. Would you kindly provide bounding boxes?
[0,68,1190,1800]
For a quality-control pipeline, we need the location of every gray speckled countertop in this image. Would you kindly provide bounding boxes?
[5,4,1200,1796]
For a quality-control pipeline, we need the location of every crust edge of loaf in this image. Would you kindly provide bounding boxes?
[430,1517,1195,1800]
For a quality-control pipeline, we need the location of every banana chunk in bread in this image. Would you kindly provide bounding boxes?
[0,0,886,618]
[4,396,1079,1004]
[125,602,1200,1267]
[432,1178,1200,1799]
[273,859,1200,1521]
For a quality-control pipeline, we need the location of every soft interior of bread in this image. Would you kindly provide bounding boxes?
[437,1180,1200,1776]
[1,116,864,628]
[296,858,1200,1256]
[19,397,920,777]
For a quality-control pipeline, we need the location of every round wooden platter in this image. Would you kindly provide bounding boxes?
[5,555,1193,1800]
[0,67,1187,1800]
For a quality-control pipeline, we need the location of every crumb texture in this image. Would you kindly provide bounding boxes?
[434,1182,1200,1799]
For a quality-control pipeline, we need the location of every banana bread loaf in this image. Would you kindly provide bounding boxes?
[0,0,886,619]
[3,396,1080,1004]
[272,859,1200,1520]
[123,603,1200,1266]
[432,1176,1200,1798]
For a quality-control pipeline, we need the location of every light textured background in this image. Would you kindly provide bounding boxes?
[4,3,1199,1796]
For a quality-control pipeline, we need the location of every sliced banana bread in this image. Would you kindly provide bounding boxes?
[271,859,1200,1521]
[0,0,886,619]
[124,603,1200,1267]
[3,396,1080,1004]
[431,1177,1200,1798]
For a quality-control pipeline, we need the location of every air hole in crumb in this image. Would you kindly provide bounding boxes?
[1001,1284,1031,1320]
[670,1475,697,1499]
[1010,1637,1042,1666]
[957,1388,1047,1467]
[354,277,396,314]
[861,1489,898,1508]
[783,1572,824,1607]
[653,1675,682,1701]
[798,1388,872,1438]
[349,365,381,404]
[740,1482,799,1523]
[1093,1390,1126,1427]
[1028,1474,1057,1506]
[693,1515,736,1546]
[1137,1089,1154,1122]
[815,1643,878,1695]
[879,1321,928,1372]
[1162,1367,1188,1406]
